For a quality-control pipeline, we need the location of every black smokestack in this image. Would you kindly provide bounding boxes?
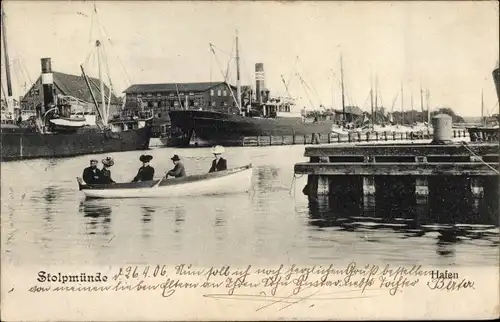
[255,63,265,103]
[41,57,54,113]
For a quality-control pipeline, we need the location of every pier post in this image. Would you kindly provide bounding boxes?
[470,177,483,198]
[316,156,330,195]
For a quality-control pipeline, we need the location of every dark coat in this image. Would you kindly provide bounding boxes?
[209,158,227,173]
[132,165,155,182]
[82,166,101,184]
[100,168,115,184]
[167,162,186,178]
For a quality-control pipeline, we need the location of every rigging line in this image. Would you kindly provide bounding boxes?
[285,57,299,88]
[92,6,132,86]
[210,43,233,57]
[20,56,33,86]
[101,42,115,97]
[461,142,499,174]
[224,40,235,81]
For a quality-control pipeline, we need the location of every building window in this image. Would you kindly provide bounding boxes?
[210,90,214,96]
[169,93,174,97]
[211,101,215,107]
[217,90,221,97]
[147,93,152,97]
[223,90,227,96]
[189,92,194,96]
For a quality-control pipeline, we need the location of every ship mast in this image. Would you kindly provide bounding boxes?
[340,53,345,126]
[95,40,108,126]
[1,7,14,119]
[235,30,242,112]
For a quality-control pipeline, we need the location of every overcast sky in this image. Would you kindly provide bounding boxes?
[1,0,499,116]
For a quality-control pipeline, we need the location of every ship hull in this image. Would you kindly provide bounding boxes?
[168,110,334,147]
[0,126,152,161]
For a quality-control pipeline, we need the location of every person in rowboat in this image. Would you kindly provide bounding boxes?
[166,154,186,178]
[132,155,155,182]
[209,145,227,173]
[100,157,116,184]
[82,159,101,184]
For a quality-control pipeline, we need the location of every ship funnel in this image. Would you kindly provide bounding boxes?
[255,63,265,103]
[41,57,54,114]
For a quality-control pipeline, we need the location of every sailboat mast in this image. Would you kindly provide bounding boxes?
[235,30,242,112]
[96,40,107,125]
[370,77,374,130]
[420,84,424,122]
[400,80,404,125]
[480,88,484,126]
[426,88,431,132]
[340,53,345,124]
[410,86,414,124]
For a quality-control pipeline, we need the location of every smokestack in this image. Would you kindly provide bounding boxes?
[255,63,265,103]
[41,58,54,114]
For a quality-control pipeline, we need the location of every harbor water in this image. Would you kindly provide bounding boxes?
[1,145,498,267]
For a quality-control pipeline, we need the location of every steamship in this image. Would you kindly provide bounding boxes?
[168,36,334,147]
[0,9,151,162]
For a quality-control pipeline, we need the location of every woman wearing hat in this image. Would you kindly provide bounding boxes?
[132,155,155,182]
[209,145,227,173]
[166,154,186,178]
[82,158,101,184]
[99,157,116,184]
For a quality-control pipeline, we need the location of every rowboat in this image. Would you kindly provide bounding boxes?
[77,164,253,199]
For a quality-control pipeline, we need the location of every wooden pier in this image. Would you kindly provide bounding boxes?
[294,142,499,207]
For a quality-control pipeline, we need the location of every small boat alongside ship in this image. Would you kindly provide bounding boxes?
[77,164,253,199]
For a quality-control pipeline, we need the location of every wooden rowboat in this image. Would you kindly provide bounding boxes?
[77,164,253,199]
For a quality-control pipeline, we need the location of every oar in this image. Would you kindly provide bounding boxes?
[152,176,167,188]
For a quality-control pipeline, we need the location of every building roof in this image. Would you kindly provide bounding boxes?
[52,71,120,104]
[123,82,236,94]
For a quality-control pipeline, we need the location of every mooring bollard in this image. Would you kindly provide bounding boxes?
[431,114,453,144]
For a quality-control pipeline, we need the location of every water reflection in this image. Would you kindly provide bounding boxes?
[255,166,281,192]
[79,201,112,236]
[141,206,155,239]
[307,194,499,257]
[173,206,185,234]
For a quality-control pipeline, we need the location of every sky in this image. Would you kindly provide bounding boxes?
[1,0,499,117]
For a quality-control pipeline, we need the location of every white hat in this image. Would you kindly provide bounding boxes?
[212,145,225,154]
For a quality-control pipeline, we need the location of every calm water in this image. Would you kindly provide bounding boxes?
[1,145,498,267]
